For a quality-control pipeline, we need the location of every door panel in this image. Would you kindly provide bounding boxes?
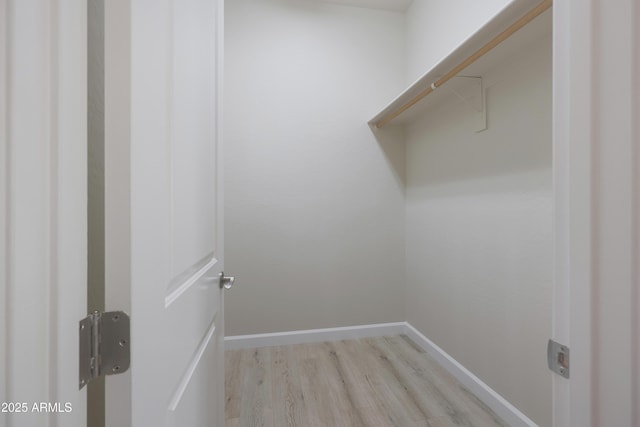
[171,0,219,277]
[104,0,224,426]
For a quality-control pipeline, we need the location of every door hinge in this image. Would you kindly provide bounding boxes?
[547,339,570,379]
[79,311,130,389]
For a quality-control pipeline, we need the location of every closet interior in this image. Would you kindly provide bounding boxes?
[224,0,553,425]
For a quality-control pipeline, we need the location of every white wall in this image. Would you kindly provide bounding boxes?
[404,33,553,426]
[405,0,510,84]
[224,0,406,335]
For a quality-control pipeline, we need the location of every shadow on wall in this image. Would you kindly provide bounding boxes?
[403,34,553,427]
[370,124,406,189]
[406,39,552,192]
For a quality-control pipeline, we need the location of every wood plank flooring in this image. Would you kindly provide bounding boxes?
[225,335,508,427]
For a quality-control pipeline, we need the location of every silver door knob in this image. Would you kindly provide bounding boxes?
[219,272,235,290]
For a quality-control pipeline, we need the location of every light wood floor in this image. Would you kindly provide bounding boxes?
[225,335,507,426]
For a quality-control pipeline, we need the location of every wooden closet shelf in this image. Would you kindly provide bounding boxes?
[369,0,552,129]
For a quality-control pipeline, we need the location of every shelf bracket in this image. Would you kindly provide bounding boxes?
[445,76,487,133]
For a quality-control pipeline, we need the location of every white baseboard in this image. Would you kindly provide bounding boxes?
[224,321,537,426]
[403,323,537,427]
[224,322,405,350]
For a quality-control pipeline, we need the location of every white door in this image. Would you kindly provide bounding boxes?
[1,2,87,427]
[103,1,226,426]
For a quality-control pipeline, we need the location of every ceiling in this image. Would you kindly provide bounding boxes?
[313,0,413,12]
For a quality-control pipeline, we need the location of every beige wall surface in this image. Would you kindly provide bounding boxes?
[404,36,553,426]
[224,0,407,335]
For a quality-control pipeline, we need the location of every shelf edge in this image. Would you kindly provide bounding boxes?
[369,0,548,129]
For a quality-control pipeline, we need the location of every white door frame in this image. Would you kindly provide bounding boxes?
[1,1,87,426]
[552,0,640,425]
